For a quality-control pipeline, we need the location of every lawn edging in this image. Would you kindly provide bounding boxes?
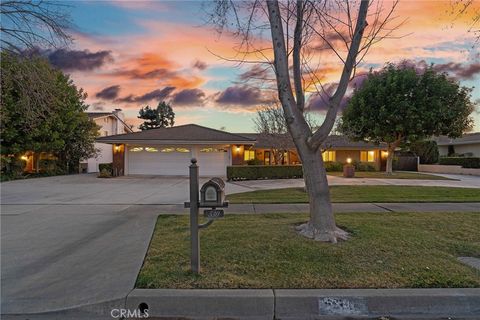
[125,288,480,319]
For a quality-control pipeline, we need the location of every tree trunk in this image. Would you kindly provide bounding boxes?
[295,146,349,243]
[385,145,395,175]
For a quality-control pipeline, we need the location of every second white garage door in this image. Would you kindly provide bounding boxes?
[127,146,229,176]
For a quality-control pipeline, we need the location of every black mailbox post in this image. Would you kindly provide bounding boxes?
[184,159,228,274]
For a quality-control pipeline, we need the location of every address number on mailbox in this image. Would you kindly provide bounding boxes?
[204,209,224,219]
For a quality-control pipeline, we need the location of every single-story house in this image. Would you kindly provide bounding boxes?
[435,133,480,157]
[96,124,388,177]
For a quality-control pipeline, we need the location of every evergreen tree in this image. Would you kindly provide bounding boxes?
[138,101,175,130]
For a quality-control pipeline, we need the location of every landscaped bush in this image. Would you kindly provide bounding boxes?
[0,156,26,181]
[227,165,303,180]
[411,141,439,164]
[38,159,58,174]
[98,163,113,174]
[438,157,480,168]
[324,161,343,172]
[246,159,263,165]
[98,168,112,178]
[352,160,377,172]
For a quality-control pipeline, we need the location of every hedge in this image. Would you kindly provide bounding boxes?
[324,161,343,172]
[438,157,480,168]
[99,163,113,173]
[227,165,303,180]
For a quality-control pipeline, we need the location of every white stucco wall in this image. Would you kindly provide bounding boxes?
[438,143,480,157]
[81,112,130,173]
[87,143,113,173]
[418,164,480,176]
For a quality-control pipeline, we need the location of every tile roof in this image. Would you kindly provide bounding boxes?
[235,133,386,149]
[97,124,256,143]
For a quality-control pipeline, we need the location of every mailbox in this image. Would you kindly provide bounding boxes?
[200,177,227,207]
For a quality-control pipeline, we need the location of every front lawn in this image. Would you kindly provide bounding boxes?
[327,171,453,180]
[227,186,480,203]
[136,212,480,289]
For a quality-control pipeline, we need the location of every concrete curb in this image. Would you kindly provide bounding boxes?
[126,289,274,320]
[124,288,480,320]
[3,288,479,319]
[275,288,480,319]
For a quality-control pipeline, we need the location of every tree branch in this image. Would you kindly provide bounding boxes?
[308,0,369,150]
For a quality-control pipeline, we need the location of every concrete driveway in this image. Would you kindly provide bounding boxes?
[1,172,479,317]
[0,174,252,317]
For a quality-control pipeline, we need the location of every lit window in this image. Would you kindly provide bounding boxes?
[360,151,376,162]
[129,147,143,152]
[322,151,336,162]
[161,147,175,153]
[200,148,226,153]
[176,148,190,153]
[244,150,255,161]
[145,147,159,152]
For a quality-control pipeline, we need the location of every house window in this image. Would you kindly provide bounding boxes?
[129,147,143,152]
[360,150,376,162]
[244,150,255,161]
[200,147,225,153]
[322,151,336,162]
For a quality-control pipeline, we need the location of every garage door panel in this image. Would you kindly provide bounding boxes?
[197,151,228,176]
[127,146,228,176]
[128,149,191,175]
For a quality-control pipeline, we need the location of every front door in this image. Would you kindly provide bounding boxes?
[264,151,271,165]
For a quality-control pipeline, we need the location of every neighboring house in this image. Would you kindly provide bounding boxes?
[435,133,480,157]
[96,124,388,177]
[80,109,133,173]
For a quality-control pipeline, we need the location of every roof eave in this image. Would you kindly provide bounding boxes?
[96,139,256,145]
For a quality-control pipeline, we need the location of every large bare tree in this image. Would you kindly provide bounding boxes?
[208,0,401,242]
[0,0,72,53]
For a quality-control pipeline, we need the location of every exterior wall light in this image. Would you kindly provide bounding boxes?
[114,145,121,152]
[20,155,28,161]
[235,146,241,153]
[346,158,352,164]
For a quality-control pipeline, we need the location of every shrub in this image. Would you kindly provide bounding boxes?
[227,165,303,180]
[38,159,58,174]
[246,159,263,165]
[98,168,112,178]
[410,140,439,164]
[98,163,113,174]
[352,160,377,172]
[324,161,343,172]
[438,157,480,168]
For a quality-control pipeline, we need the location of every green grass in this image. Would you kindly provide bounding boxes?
[326,171,454,180]
[136,212,480,289]
[227,186,480,203]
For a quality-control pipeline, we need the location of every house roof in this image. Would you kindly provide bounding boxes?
[87,111,133,133]
[235,133,386,150]
[435,132,480,146]
[97,124,257,144]
[86,112,113,119]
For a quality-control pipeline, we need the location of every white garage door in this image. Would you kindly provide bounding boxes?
[128,146,192,176]
[197,148,229,177]
[127,146,229,176]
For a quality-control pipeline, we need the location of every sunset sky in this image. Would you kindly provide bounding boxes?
[53,0,480,132]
